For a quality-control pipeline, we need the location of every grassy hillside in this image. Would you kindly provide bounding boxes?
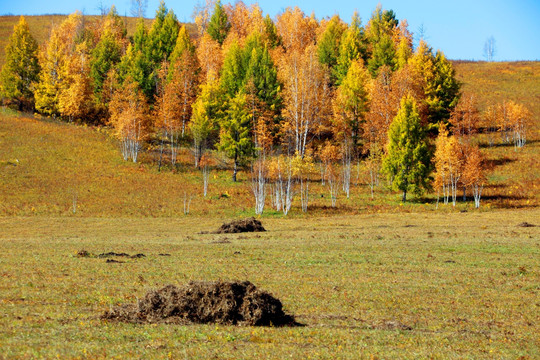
[453,61,540,129]
[1,102,538,217]
[0,15,197,66]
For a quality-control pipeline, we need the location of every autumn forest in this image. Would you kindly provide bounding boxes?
[0,1,535,214]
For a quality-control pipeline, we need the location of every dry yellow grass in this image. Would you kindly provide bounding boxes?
[453,61,540,131]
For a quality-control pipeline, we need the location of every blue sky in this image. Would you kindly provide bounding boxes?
[1,0,539,61]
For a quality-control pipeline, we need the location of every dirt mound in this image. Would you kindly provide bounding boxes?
[76,250,91,257]
[215,218,266,234]
[517,222,536,227]
[106,259,125,263]
[97,252,130,258]
[102,281,296,326]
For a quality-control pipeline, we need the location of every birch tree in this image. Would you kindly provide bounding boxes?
[280,45,330,158]
[463,145,487,208]
[109,76,149,162]
[332,59,371,197]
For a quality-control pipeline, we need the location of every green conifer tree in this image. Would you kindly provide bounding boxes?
[335,12,367,85]
[90,31,122,95]
[382,94,432,201]
[219,92,254,182]
[317,15,346,84]
[207,0,230,45]
[117,19,155,99]
[245,43,281,110]
[428,51,460,124]
[220,40,246,96]
[367,33,396,77]
[190,74,224,167]
[169,25,196,68]
[147,2,179,66]
[263,14,281,48]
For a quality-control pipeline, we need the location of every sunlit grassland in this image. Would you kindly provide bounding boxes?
[453,61,540,210]
[453,61,540,123]
[0,211,538,358]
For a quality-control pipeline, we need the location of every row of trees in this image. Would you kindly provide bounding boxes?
[0,2,532,213]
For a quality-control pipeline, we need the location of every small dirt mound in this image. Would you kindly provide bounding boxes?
[102,281,296,326]
[106,259,125,263]
[76,250,91,257]
[215,218,266,234]
[98,252,130,258]
[517,222,536,227]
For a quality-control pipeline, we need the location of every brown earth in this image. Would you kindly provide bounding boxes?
[215,218,266,234]
[102,281,297,327]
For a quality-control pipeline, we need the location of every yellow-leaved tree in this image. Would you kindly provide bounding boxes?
[58,42,95,122]
[0,16,40,111]
[35,12,83,117]
[332,59,371,197]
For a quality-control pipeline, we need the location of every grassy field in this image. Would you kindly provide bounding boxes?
[0,211,538,358]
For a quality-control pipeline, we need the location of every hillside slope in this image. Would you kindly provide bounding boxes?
[453,61,540,128]
[0,51,538,216]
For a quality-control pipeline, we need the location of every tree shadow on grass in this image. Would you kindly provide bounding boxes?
[485,157,515,168]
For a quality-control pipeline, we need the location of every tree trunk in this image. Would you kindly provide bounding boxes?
[158,136,164,172]
[402,189,407,202]
[232,151,238,182]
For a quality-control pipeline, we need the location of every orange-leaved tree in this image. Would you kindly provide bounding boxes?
[462,145,487,208]
[279,44,331,158]
[109,76,149,162]
[58,42,95,122]
[449,92,480,138]
[434,124,465,207]
[319,141,341,207]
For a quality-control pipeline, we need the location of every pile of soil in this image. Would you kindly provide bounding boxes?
[102,281,296,326]
[76,250,146,259]
[215,218,266,234]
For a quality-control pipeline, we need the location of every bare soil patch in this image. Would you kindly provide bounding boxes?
[102,281,297,326]
[97,252,130,258]
[106,259,125,263]
[215,218,266,234]
[76,250,146,259]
